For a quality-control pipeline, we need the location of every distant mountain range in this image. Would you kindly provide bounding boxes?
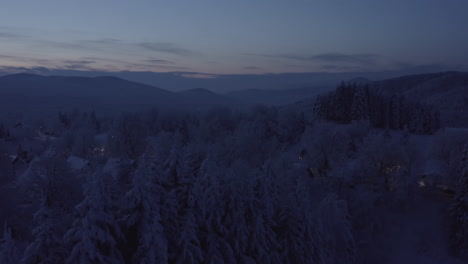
[0,73,329,120]
[0,73,186,119]
[371,72,468,127]
[226,86,331,106]
[180,88,236,107]
[0,72,466,126]
[0,68,401,92]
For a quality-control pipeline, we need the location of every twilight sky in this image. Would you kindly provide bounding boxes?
[1,0,468,75]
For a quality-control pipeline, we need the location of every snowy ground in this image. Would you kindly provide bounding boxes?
[354,184,464,264]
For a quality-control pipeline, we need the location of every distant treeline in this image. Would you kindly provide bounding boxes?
[314,82,442,134]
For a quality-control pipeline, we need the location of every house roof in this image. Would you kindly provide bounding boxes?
[414,159,446,176]
[66,156,90,170]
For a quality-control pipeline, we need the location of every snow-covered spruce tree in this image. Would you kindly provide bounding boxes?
[89,111,101,132]
[400,125,410,145]
[107,113,147,159]
[274,170,313,264]
[195,159,236,263]
[69,127,96,158]
[0,226,21,264]
[389,95,401,129]
[451,143,468,258]
[159,189,180,263]
[220,170,255,263]
[407,104,422,134]
[201,189,230,263]
[278,110,308,145]
[167,145,206,263]
[165,136,185,186]
[21,196,65,264]
[121,157,168,264]
[276,194,308,264]
[368,92,387,129]
[172,175,206,264]
[0,123,6,138]
[351,87,370,121]
[331,82,350,123]
[16,152,82,213]
[313,93,334,121]
[156,140,186,262]
[174,211,203,264]
[315,194,355,264]
[64,172,124,264]
[420,105,433,134]
[246,166,281,264]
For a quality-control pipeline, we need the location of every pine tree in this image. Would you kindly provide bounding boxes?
[275,173,311,264]
[247,167,281,264]
[64,173,124,264]
[175,211,203,264]
[315,194,355,264]
[0,123,5,138]
[366,91,386,129]
[196,160,235,263]
[351,87,370,121]
[121,160,168,264]
[389,95,401,129]
[421,105,434,134]
[277,200,307,264]
[408,105,423,134]
[400,125,410,145]
[399,96,410,129]
[313,95,325,117]
[170,147,206,263]
[89,111,100,131]
[158,142,189,262]
[220,173,252,263]
[432,110,442,132]
[164,138,184,187]
[332,83,351,123]
[58,112,70,128]
[0,226,21,264]
[451,143,468,258]
[160,189,180,263]
[21,196,65,264]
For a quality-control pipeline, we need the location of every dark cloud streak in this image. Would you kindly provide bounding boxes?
[125,63,191,71]
[247,52,377,65]
[62,60,95,65]
[320,65,355,71]
[138,42,194,56]
[39,40,90,50]
[61,59,96,70]
[144,59,175,64]
[83,38,121,44]
[0,32,26,39]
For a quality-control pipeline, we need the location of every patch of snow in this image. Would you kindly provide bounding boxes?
[67,156,89,171]
[103,158,121,178]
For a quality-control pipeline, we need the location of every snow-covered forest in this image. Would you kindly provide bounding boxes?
[0,82,467,264]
